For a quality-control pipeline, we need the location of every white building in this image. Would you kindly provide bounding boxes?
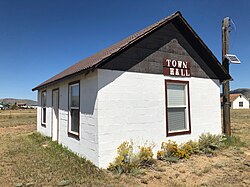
[230,93,249,109]
[32,12,231,168]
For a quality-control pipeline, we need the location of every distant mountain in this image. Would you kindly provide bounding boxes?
[230,88,250,100]
[0,98,37,106]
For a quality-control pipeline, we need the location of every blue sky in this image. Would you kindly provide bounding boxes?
[0,0,249,101]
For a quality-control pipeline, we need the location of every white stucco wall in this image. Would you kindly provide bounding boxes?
[37,71,99,166]
[232,95,249,109]
[97,69,221,168]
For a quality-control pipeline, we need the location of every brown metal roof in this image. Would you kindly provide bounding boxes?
[221,93,245,103]
[230,94,242,102]
[32,11,231,91]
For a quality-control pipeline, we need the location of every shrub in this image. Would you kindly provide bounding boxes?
[178,143,192,159]
[157,150,166,160]
[183,140,200,154]
[222,135,246,148]
[108,141,137,174]
[108,141,155,174]
[198,133,224,154]
[157,140,190,161]
[138,146,154,166]
[161,140,179,157]
[157,133,245,164]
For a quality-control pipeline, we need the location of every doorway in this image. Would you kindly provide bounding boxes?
[52,89,59,141]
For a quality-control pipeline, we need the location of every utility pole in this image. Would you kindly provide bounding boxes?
[222,17,231,136]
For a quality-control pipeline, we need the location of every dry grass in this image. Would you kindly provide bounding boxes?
[0,110,137,187]
[0,133,137,187]
[0,109,36,128]
[231,109,250,147]
[0,109,249,187]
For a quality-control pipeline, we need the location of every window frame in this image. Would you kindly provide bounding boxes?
[165,80,191,136]
[52,88,60,140]
[68,81,80,139]
[41,90,47,127]
[239,101,243,107]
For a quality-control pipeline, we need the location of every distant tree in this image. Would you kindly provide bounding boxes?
[11,104,18,110]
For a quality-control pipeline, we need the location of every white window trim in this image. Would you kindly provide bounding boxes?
[41,90,46,126]
[41,107,46,125]
[68,82,80,136]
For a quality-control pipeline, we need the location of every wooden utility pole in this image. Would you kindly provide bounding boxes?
[222,17,231,136]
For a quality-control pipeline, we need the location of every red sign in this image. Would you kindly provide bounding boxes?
[163,59,191,77]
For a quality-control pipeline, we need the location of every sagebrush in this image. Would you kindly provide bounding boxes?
[157,140,192,161]
[108,141,154,174]
[198,133,225,154]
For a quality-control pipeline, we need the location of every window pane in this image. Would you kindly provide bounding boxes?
[71,109,79,133]
[70,84,79,107]
[239,102,243,107]
[167,84,185,106]
[42,108,46,124]
[168,108,186,131]
[42,91,46,107]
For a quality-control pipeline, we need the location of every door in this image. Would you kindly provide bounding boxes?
[52,89,59,141]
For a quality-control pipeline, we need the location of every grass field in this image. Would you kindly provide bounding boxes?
[231,109,250,147]
[0,109,249,186]
[0,109,36,128]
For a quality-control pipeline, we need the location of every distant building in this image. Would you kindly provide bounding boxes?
[0,104,3,110]
[17,103,27,108]
[230,94,249,109]
[221,93,250,109]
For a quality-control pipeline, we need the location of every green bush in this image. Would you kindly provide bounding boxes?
[108,141,155,174]
[222,135,246,148]
[198,133,224,154]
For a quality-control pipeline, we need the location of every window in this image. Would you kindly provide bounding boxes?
[68,82,80,136]
[239,102,243,107]
[165,80,191,136]
[41,90,46,126]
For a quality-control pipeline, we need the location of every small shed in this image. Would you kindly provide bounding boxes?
[32,12,230,168]
[230,93,249,109]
